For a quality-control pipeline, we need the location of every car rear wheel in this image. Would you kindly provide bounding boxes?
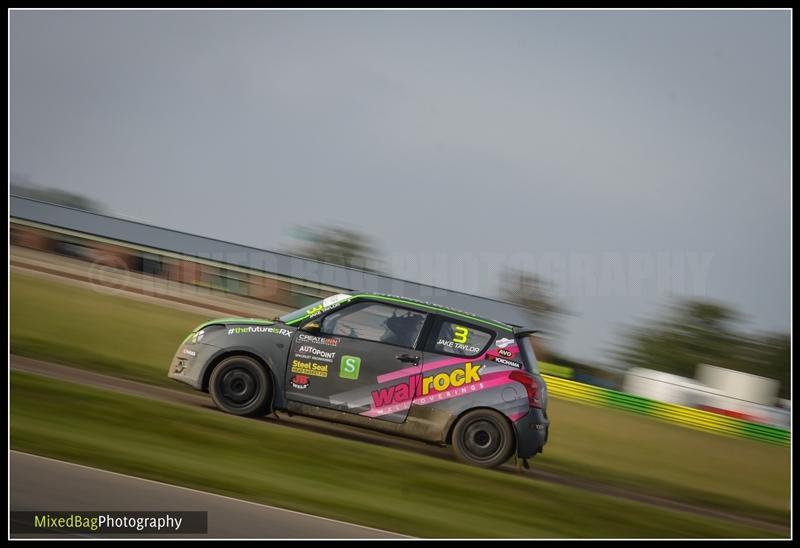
[451,409,515,468]
[209,355,272,416]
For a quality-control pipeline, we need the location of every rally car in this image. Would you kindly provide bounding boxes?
[168,292,549,468]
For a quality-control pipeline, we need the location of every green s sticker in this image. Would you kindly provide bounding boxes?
[340,355,361,380]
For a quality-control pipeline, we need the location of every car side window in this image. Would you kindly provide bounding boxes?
[428,318,493,357]
[320,302,427,348]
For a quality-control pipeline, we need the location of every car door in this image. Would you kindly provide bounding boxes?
[284,300,428,424]
[410,316,497,408]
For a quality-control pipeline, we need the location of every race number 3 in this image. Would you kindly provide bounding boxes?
[453,326,469,344]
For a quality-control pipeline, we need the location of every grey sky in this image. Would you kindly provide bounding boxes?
[10,10,790,363]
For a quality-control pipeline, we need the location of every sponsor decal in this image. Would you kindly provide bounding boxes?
[182,348,197,357]
[291,359,329,378]
[227,326,293,337]
[489,355,522,369]
[362,369,516,418]
[497,348,513,358]
[371,363,482,408]
[295,345,336,362]
[297,333,339,347]
[495,337,514,349]
[306,294,352,318]
[291,374,310,390]
[339,355,361,380]
[437,338,480,354]
[307,305,336,318]
[322,294,352,307]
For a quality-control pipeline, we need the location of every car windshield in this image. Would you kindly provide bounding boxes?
[278,293,352,324]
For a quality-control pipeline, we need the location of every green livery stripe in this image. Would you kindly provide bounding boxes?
[189,317,276,334]
[542,374,790,447]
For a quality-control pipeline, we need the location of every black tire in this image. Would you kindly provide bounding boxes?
[451,409,515,468]
[209,355,273,417]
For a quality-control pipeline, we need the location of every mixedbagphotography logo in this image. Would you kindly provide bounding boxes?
[10,511,207,535]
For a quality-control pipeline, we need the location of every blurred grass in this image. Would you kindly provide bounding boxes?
[9,270,790,524]
[10,271,210,387]
[537,398,789,522]
[10,371,782,538]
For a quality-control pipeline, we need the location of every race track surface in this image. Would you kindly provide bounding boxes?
[10,451,407,539]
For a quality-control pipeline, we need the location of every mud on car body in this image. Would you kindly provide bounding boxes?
[169,292,549,468]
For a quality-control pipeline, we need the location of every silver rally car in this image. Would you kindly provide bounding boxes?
[169,292,549,468]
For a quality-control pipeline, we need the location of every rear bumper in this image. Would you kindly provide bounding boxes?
[514,408,549,459]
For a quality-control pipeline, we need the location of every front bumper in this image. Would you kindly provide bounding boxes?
[514,408,549,459]
[167,342,218,390]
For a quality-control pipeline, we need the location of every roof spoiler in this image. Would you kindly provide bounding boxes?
[513,327,539,337]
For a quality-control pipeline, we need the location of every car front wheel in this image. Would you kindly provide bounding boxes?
[451,409,515,468]
[209,355,272,417]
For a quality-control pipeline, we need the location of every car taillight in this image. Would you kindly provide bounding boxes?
[509,371,542,409]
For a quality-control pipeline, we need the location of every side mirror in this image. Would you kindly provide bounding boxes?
[302,321,321,334]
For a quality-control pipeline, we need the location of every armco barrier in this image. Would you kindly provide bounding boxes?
[542,374,790,447]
